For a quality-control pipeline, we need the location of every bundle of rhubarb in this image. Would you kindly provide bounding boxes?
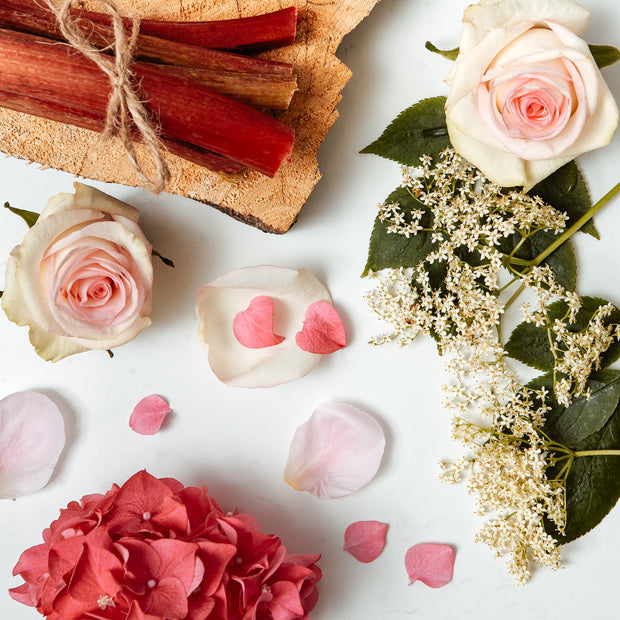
[0,0,300,179]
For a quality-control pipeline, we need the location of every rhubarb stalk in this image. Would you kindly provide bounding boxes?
[0,28,294,177]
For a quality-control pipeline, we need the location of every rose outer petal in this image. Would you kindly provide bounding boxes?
[233,296,285,349]
[129,395,171,435]
[283,403,385,500]
[344,521,388,563]
[295,301,346,354]
[405,543,455,588]
[196,266,334,388]
[0,392,65,499]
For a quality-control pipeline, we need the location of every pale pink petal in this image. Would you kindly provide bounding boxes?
[233,296,285,349]
[129,395,171,435]
[283,403,385,500]
[344,521,388,563]
[405,544,455,588]
[295,301,346,354]
[0,392,65,499]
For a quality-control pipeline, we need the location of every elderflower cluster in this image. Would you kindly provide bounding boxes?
[366,149,566,352]
[521,266,620,406]
[366,149,576,582]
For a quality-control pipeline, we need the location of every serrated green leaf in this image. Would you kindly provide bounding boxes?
[589,44,620,68]
[425,41,459,61]
[363,186,436,276]
[360,97,451,166]
[4,201,39,228]
[500,228,577,292]
[530,161,597,239]
[506,297,620,371]
[530,371,620,543]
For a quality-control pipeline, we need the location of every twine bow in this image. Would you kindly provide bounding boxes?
[44,0,170,193]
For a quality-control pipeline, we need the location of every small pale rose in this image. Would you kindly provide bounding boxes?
[196,266,343,388]
[445,0,619,188]
[2,183,153,361]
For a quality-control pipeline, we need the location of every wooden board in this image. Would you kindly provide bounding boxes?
[0,0,380,233]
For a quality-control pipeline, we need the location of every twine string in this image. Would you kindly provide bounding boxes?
[43,0,170,193]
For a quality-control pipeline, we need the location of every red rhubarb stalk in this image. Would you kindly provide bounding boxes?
[0,88,244,175]
[84,6,299,52]
[0,0,295,75]
[0,28,294,177]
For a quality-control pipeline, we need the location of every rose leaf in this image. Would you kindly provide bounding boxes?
[360,97,451,166]
[589,44,620,69]
[529,161,597,239]
[363,186,437,277]
[529,371,620,543]
[505,297,620,372]
[405,544,455,588]
[344,521,388,563]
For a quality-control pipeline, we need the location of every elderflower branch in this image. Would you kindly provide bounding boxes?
[527,180,620,268]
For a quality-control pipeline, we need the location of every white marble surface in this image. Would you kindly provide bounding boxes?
[1,0,620,618]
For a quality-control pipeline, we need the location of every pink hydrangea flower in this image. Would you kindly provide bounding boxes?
[10,471,321,620]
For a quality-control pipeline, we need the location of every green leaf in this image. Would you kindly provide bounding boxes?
[500,228,577,292]
[425,41,459,61]
[4,201,39,228]
[529,161,597,239]
[360,97,451,166]
[506,297,620,372]
[363,186,436,276]
[589,44,620,68]
[530,371,620,543]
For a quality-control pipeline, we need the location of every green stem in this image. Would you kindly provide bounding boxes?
[502,283,526,314]
[528,180,620,267]
[574,449,620,458]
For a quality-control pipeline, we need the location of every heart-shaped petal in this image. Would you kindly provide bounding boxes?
[344,521,388,563]
[405,543,455,588]
[129,395,171,435]
[283,402,385,500]
[233,295,285,349]
[0,392,65,499]
[295,301,346,354]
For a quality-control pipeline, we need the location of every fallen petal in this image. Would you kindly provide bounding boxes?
[129,395,171,435]
[196,266,334,388]
[233,296,285,349]
[344,521,388,563]
[295,301,346,354]
[0,392,65,499]
[283,402,385,500]
[405,543,455,588]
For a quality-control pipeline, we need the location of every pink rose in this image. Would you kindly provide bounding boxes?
[445,0,619,188]
[2,183,153,361]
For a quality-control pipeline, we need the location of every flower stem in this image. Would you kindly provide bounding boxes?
[573,449,620,458]
[528,180,620,267]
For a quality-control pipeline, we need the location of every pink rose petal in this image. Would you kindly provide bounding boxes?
[0,392,65,499]
[405,543,455,588]
[295,301,346,354]
[129,395,171,435]
[233,295,285,349]
[283,403,385,500]
[344,521,388,563]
